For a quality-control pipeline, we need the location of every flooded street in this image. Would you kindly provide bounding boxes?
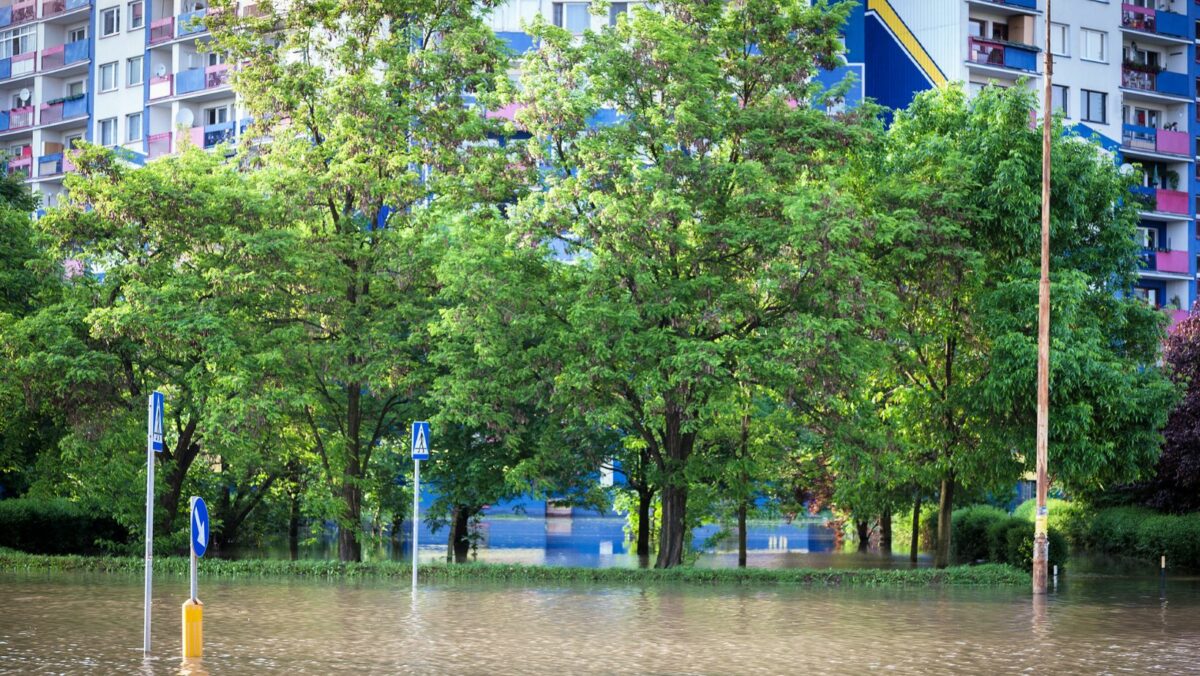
[2,569,1199,674]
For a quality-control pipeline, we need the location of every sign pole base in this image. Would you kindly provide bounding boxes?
[181,599,203,658]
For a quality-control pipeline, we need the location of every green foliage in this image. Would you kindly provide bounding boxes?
[1068,506,1200,569]
[986,517,1067,571]
[950,505,1008,563]
[0,498,127,554]
[0,549,1030,586]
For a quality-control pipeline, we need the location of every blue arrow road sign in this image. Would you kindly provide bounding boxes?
[149,391,164,453]
[190,497,209,558]
[411,421,430,460]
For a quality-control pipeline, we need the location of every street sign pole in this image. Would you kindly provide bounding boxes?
[183,496,208,658]
[143,391,164,655]
[411,421,430,592]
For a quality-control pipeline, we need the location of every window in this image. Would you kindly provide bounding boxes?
[99,61,118,91]
[1050,22,1068,57]
[126,112,142,142]
[1052,85,1068,116]
[0,26,36,58]
[128,0,144,29]
[609,2,627,26]
[1124,45,1161,70]
[552,2,590,34]
[1133,287,1159,308]
[65,133,82,149]
[1125,105,1160,128]
[1081,28,1106,62]
[68,26,87,43]
[1081,89,1107,123]
[67,80,84,96]
[101,6,120,36]
[1137,227,1158,249]
[127,55,143,85]
[207,52,226,67]
[98,117,117,146]
[204,105,230,125]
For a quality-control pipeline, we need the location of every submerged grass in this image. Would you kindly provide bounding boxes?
[0,548,1028,587]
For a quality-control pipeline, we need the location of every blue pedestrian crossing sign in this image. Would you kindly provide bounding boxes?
[190,496,209,558]
[411,421,430,460]
[149,391,164,453]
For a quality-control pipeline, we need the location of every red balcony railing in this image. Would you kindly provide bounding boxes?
[12,0,35,24]
[205,63,229,89]
[39,100,62,125]
[149,17,174,44]
[147,132,172,158]
[149,74,173,100]
[40,44,64,71]
[7,105,33,129]
[41,0,65,17]
[7,154,31,176]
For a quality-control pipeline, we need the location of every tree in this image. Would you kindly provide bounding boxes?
[862,85,1175,567]
[1143,314,1200,512]
[514,0,880,567]
[208,0,511,560]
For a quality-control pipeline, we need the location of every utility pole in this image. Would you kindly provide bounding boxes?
[1033,0,1053,595]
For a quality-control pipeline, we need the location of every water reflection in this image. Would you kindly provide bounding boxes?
[1,572,1197,674]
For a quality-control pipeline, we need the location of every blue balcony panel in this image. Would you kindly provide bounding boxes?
[1155,11,1188,39]
[64,0,90,9]
[202,120,235,148]
[1003,45,1038,72]
[0,111,8,132]
[0,6,11,28]
[0,57,10,81]
[175,68,205,94]
[64,39,89,65]
[177,9,207,36]
[497,31,534,54]
[1156,71,1189,97]
[63,95,87,118]
[996,0,1037,8]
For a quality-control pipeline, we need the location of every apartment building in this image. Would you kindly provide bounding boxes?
[864,0,1197,324]
[2,0,1190,321]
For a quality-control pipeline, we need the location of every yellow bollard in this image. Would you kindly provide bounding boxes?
[182,598,203,658]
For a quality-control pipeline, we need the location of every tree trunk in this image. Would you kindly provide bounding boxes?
[934,476,955,568]
[855,519,871,553]
[158,417,200,537]
[655,483,688,568]
[636,487,653,559]
[880,507,893,555]
[338,482,362,562]
[446,505,473,563]
[910,495,921,564]
[288,493,300,561]
[737,501,748,568]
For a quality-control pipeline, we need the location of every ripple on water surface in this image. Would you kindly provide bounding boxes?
[1,571,1199,674]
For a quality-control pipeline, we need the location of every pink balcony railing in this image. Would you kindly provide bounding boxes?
[188,125,204,147]
[1169,309,1189,329]
[11,51,35,77]
[1121,3,1154,31]
[41,0,64,17]
[149,74,173,100]
[205,63,229,89]
[39,101,62,125]
[7,154,31,175]
[1156,250,1190,274]
[12,0,35,23]
[7,105,33,129]
[1155,188,1189,215]
[147,132,172,158]
[40,45,64,71]
[1156,128,1189,155]
[149,17,174,44]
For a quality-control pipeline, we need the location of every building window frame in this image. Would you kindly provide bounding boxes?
[1050,22,1069,57]
[99,61,119,92]
[552,2,591,34]
[1081,89,1107,124]
[98,117,117,146]
[1052,84,1068,117]
[128,0,144,30]
[1080,27,1106,63]
[127,55,143,86]
[126,112,143,142]
[100,6,121,37]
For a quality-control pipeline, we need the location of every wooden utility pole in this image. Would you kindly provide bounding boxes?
[1032,0,1053,595]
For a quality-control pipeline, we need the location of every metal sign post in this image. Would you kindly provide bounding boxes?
[411,421,430,591]
[183,496,208,658]
[143,391,164,655]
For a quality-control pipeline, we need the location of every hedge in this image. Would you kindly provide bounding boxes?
[950,504,1068,569]
[1062,505,1200,569]
[0,498,128,555]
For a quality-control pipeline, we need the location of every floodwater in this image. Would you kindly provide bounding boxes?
[1,569,1198,674]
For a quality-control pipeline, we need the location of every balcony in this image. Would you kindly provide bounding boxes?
[177,7,206,36]
[149,16,174,44]
[1121,66,1190,98]
[41,0,63,17]
[1121,123,1190,156]
[10,0,35,25]
[38,94,86,126]
[36,151,74,177]
[1132,185,1189,215]
[0,51,36,81]
[1120,3,1188,40]
[187,120,235,149]
[149,74,172,100]
[7,153,30,177]
[967,37,1038,73]
[0,105,35,132]
[171,64,231,97]
[39,39,89,72]
[1169,309,1189,329]
[147,131,172,159]
[1149,249,1191,274]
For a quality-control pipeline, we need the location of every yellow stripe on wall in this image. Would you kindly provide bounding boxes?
[867,0,947,87]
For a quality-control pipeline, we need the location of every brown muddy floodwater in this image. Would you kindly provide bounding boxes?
[1,569,1198,674]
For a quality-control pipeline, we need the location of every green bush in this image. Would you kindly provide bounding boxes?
[951,505,1008,564]
[986,516,1068,571]
[1056,506,1200,569]
[1134,514,1200,567]
[1085,506,1150,554]
[0,498,127,555]
[1012,498,1090,547]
